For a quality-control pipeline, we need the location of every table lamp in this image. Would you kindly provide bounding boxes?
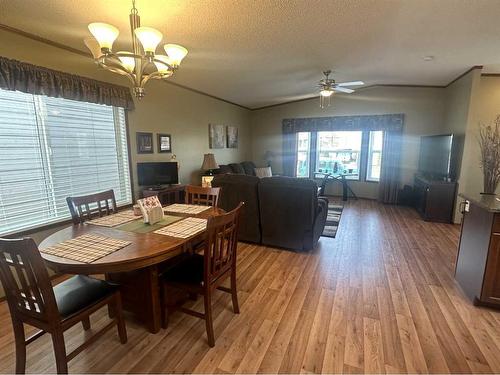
[201,153,219,187]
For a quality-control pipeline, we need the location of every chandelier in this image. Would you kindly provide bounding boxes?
[317,70,364,108]
[84,0,188,99]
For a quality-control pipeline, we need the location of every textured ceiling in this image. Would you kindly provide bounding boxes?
[2,0,500,108]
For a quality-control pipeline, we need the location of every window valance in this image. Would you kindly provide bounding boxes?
[282,113,404,133]
[0,56,134,110]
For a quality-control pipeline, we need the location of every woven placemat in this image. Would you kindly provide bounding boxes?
[154,217,207,238]
[41,234,131,263]
[116,215,183,233]
[163,204,211,215]
[87,210,141,227]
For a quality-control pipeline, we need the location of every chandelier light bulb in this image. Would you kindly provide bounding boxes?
[134,27,163,54]
[164,44,188,66]
[154,55,173,74]
[88,23,119,50]
[117,52,136,72]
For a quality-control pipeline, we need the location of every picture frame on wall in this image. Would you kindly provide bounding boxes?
[209,124,225,149]
[157,133,172,153]
[227,126,238,148]
[136,132,153,154]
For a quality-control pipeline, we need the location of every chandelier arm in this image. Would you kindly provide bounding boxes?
[98,60,136,85]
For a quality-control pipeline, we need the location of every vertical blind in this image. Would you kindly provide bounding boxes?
[0,88,132,236]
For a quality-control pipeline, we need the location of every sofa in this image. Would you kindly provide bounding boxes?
[212,174,328,251]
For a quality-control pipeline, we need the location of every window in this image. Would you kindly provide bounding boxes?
[294,129,384,181]
[367,131,383,181]
[0,89,132,236]
[316,131,362,180]
[296,132,311,178]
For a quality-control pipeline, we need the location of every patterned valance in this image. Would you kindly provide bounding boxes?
[282,113,404,133]
[0,56,134,110]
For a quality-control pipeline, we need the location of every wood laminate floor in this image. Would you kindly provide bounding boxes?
[1,200,500,373]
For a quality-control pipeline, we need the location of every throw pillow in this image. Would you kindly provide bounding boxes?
[254,166,272,178]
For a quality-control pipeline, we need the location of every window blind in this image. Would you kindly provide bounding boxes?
[0,89,132,236]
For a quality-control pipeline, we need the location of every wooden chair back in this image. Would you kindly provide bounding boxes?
[185,185,220,207]
[66,189,117,224]
[204,202,243,285]
[0,238,59,324]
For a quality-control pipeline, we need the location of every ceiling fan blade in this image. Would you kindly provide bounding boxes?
[337,81,364,87]
[334,87,355,94]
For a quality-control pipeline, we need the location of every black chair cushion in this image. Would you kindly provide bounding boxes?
[162,253,204,284]
[54,275,118,317]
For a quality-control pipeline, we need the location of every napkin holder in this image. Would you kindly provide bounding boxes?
[137,196,164,225]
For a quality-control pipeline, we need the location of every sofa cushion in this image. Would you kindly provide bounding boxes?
[228,163,246,174]
[240,161,257,176]
[216,164,233,174]
[254,166,272,178]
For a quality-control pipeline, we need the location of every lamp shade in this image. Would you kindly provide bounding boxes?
[134,27,163,53]
[201,153,219,171]
[164,44,188,66]
[117,51,135,72]
[88,23,119,50]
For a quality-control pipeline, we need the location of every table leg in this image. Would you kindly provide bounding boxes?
[106,266,162,334]
[342,177,348,201]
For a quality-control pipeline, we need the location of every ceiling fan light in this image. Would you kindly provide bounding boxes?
[154,55,173,74]
[117,51,136,72]
[134,27,163,53]
[88,22,119,50]
[164,44,188,66]
[320,89,334,97]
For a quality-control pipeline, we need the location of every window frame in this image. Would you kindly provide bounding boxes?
[366,131,384,182]
[0,89,134,237]
[295,130,383,183]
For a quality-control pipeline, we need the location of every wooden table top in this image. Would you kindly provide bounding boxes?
[39,207,223,274]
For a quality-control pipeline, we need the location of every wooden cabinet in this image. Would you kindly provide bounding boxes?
[414,175,457,223]
[455,196,500,307]
[141,185,185,205]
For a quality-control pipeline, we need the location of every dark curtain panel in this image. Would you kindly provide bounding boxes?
[0,56,134,110]
[282,130,297,177]
[378,130,403,204]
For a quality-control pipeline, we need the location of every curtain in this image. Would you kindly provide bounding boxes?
[378,130,403,204]
[282,130,298,177]
[0,56,134,110]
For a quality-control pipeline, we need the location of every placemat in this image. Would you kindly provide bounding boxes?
[41,234,131,263]
[154,217,208,238]
[87,210,141,227]
[163,203,211,215]
[116,215,183,233]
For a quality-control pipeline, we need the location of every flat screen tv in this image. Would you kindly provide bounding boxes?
[137,162,179,187]
[418,134,463,181]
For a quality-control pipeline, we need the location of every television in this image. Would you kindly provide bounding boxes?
[418,134,463,181]
[137,162,179,187]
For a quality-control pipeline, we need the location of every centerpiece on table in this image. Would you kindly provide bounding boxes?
[137,196,164,225]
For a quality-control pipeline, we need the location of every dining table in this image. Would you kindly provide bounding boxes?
[39,206,224,334]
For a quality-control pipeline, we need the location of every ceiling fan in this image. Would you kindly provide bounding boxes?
[318,70,364,108]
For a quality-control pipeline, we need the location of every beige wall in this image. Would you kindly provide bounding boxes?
[0,29,252,200]
[250,86,446,199]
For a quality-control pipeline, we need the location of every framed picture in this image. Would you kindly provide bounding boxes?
[136,132,153,154]
[209,124,225,149]
[157,133,172,153]
[227,126,238,148]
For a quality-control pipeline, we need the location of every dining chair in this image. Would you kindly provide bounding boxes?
[185,185,220,207]
[160,202,244,347]
[66,190,117,224]
[0,238,127,374]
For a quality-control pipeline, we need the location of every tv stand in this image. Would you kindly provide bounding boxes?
[141,184,185,205]
[414,175,457,223]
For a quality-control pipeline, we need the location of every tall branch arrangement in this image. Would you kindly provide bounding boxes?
[479,115,500,194]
